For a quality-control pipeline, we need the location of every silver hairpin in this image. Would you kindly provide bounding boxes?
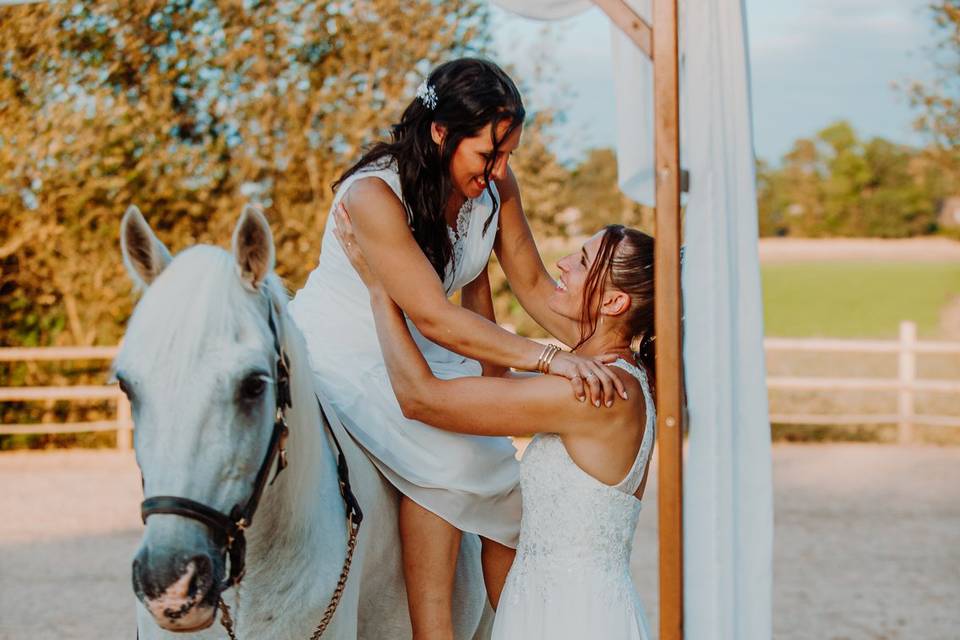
[416,80,438,110]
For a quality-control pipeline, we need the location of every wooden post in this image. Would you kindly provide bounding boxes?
[898,321,916,444]
[652,0,684,638]
[116,392,133,451]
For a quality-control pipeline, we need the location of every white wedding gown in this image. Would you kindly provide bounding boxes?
[491,358,655,639]
[288,160,522,547]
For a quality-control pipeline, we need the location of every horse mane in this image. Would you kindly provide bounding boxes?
[117,243,332,518]
[116,245,288,381]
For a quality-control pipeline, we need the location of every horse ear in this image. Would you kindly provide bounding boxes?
[120,205,172,289]
[232,205,275,291]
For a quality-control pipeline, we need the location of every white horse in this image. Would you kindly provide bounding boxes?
[117,205,492,639]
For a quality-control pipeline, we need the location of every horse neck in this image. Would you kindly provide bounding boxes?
[243,315,345,581]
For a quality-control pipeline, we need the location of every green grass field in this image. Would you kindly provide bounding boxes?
[501,251,960,340]
[761,261,960,338]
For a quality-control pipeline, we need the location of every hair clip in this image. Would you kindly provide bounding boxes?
[416,80,438,110]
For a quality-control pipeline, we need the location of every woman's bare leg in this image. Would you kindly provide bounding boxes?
[480,537,515,609]
[400,496,461,640]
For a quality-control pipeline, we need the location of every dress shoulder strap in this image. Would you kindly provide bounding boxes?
[608,358,656,496]
[333,160,407,220]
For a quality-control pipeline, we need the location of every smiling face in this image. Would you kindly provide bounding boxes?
[549,230,608,322]
[434,118,522,200]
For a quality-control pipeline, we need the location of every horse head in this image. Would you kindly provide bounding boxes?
[116,205,288,632]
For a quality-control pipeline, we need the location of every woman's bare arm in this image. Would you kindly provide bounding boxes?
[367,285,641,437]
[492,167,582,347]
[341,177,626,404]
[344,178,543,369]
[459,266,508,377]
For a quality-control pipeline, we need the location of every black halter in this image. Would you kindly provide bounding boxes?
[140,296,362,593]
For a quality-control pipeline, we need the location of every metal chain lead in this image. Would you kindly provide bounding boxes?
[215,515,360,640]
[218,597,239,640]
[310,515,360,639]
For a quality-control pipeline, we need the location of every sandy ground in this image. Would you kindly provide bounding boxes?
[1,445,958,640]
[757,237,960,263]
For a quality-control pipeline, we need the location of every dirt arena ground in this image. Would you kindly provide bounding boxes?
[1,444,958,639]
[757,237,960,263]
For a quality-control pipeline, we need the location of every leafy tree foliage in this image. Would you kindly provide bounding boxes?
[0,0,486,445]
[907,1,960,172]
[757,121,943,237]
[0,0,486,351]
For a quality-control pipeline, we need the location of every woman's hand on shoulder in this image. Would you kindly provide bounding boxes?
[546,350,629,408]
[517,367,642,437]
[332,201,380,291]
[334,175,452,328]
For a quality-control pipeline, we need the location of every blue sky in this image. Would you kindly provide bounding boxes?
[489,0,940,164]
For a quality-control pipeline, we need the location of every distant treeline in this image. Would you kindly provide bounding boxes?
[756,121,954,238]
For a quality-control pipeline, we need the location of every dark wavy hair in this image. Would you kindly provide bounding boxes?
[333,58,525,280]
[574,225,656,383]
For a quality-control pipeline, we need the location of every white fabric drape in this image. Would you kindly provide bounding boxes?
[489,0,592,20]
[491,0,655,205]
[610,0,655,205]
[490,1,773,639]
[681,2,773,640]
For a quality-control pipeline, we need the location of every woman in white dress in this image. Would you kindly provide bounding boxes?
[335,211,657,640]
[288,58,627,637]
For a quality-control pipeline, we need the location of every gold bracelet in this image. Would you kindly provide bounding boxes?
[537,344,559,374]
[536,344,551,373]
[536,344,548,373]
[542,344,560,373]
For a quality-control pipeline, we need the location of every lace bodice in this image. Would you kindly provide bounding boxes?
[504,359,655,606]
[446,196,475,275]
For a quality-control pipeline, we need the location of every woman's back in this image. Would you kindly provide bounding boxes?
[492,358,655,640]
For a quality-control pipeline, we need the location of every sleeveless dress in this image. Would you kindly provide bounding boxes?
[491,359,656,639]
[288,161,522,547]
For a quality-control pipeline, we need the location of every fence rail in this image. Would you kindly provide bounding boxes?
[765,321,960,441]
[0,345,130,448]
[1,321,958,446]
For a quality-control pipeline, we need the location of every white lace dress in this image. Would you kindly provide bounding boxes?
[491,359,655,639]
[288,160,522,547]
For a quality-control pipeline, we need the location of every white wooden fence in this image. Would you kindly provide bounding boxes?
[1,320,958,447]
[0,345,131,449]
[765,321,960,443]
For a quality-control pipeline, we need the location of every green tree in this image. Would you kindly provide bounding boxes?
[756,121,941,237]
[566,148,653,234]
[0,0,486,351]
[0,0,486,447]
[907,2,960,176]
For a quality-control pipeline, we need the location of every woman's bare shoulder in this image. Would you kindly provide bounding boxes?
[343,175,402,211]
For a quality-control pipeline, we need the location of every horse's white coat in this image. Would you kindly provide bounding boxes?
[120,209,492,639]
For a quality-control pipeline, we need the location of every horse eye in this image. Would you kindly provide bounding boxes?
[239,375,267,401]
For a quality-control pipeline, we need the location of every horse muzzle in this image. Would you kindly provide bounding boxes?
[133,544,224,631]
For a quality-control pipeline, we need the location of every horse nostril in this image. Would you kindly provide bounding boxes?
[187,554,212,598]
[132,556,146,599]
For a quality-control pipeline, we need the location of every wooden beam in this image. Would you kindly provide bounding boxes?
[592,0,654,60]
[652,0,684,639]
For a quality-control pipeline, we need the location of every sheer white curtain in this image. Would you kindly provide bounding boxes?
[490,2,772,639]
[680,2,772,639]
[491,0,655,205]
